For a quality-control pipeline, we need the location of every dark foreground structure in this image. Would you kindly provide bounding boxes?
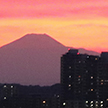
[0,84,60,108]
[61,49,108,108]
[1,49,108,108]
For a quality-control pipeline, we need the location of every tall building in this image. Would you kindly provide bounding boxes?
[61,49,108,108]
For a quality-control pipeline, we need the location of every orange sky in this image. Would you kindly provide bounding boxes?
[0,0,108,52]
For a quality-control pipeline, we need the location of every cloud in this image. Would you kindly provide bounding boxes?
[71,24,108,28]
[0,0,108,19]
[0,18,108,52]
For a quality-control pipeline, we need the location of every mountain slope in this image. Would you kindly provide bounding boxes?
[0,34,67,85]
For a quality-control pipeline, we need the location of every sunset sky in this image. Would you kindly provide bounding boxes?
[0,0,108,52]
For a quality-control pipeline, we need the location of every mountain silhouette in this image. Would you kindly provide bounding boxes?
[0,33,99,85]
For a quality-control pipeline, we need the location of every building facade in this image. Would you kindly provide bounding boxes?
[61,49,108,108]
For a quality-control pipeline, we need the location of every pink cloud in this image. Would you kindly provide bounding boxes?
[0,0,108,18]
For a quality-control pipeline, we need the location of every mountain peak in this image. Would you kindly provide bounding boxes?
[1,33,65,49]
[22,33,49,38]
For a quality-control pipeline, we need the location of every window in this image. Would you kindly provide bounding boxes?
[78,75,81,78]
[69,76,71,78]
[100,101,103,103]
[101,104,103,107]
[96,101,98,103]
[95,58,98,60]
[4,97,6,100]
[78,79,80,81]
[87,56,89,58]
[63,102,66,106]
[11,85,14,88]
[91,101,93,103]
[43,101,46,104]
[86,101,88,103]
[91,76,93,79]
[91,89,93,91]
[101,80,103,82]
[69,66,71,69]
[68,84,71,87]
[96,104,98,107]
[91,104,93,107]
[101,83,103,85]
[4,85,6,88]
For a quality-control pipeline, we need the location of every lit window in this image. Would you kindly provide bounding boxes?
[86,101,88,103]
[57,95,59,98]
[68,84,71,87]
[101,104,103,107]
[101,80,103,82]
[95,58,98,60]
[69,66,71,69]
[4,85,6,88]
[78,79,80,81]
[100,101,103,103]
[87,56,89,58]
[69,76,71,78]
[106,99,108,101]
[91,76,93,79]
[101,83,103,85]
[91,104,93,106]
[4,97,6,100]
[96,101,98,103]
[91,101,93,103]
[63,102,66,106]
[11,85,13,88]
[43,101,46,104]
[78,75,81,78]
[91,89,93,91]
[96,104,98,106]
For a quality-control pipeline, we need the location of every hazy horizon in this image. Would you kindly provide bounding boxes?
[0,33,104,53]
